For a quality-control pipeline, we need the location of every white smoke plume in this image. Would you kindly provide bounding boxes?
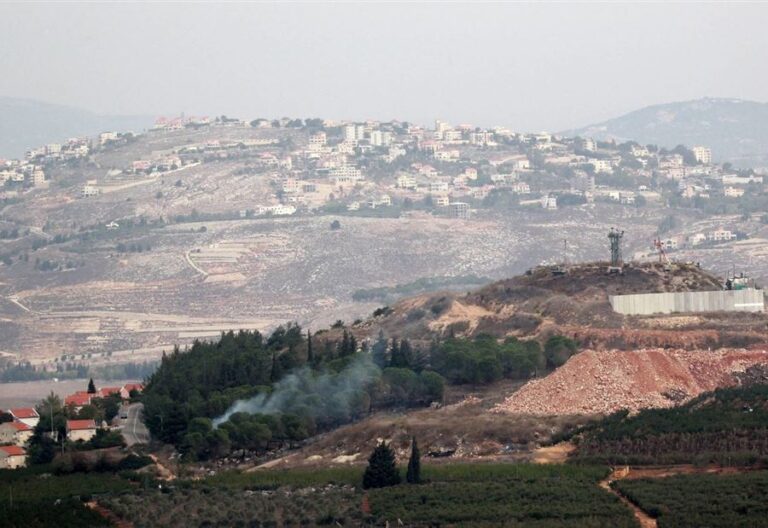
[212,354,381,428]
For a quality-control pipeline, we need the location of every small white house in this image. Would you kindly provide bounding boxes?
[8,408,39,428]
[0,421,33,446]
[0,446,27,469]
[66,419,98,442]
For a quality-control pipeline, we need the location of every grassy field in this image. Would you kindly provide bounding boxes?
[103,463,638,527]
[614,470,768,528]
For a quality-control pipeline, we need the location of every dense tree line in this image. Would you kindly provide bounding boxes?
[142,326,447,460]
[428,334,576,385]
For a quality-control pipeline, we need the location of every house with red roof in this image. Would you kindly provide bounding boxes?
[65,392,92,411]
[66,419,98,442]
[0,445,27,469]
[0,421,33,446]
[9,407,39,428]
[120,383,144,400]
[97,387,121,399]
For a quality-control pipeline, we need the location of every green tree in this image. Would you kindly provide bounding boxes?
[87,377,96,394]
[372,330,388,368]
[363,441,401,489]
[406,436,422,484]
[544,335,578,368]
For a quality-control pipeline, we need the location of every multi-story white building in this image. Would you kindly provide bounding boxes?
[589,158,612,173]
[308,132,327,149]
[577,137,596,152]
[99,131,118,145]
[541,195,558,210]
[396,174,417,190]
[81,180,100,197]
[724,186,745,198]
[708,228,736,242]
[343,124,357,143]
[692,146,712,165]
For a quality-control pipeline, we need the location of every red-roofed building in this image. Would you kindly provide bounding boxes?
[0,420,33,446]
[9,407,39,428]
[65,392,92,411]
[66,419,98,442]
[0,445,27,469]
[97,387,121,399]
[120,383,144,400]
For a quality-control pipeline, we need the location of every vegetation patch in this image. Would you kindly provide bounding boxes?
[615,471,768,528]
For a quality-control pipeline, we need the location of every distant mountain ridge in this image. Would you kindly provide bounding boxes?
[565,97,768,167]
[0,97,154,159]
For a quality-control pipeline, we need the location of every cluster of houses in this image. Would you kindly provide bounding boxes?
[0,382,142,469]
[242,118,755,220]
[655,228,740,253]
[7,113,766,229]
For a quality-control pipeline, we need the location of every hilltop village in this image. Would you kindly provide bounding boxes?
[1,115,763,248]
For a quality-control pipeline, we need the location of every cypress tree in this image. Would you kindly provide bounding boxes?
[372,330,388,368]
[389,338,400,367]
[306,329,314,365]
[362,441,401,489]
[406,436,421,484]
[87,377,96,394]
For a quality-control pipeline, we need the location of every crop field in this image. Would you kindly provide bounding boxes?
[102,463,638,527]
[614,470,768,528]
[0,466,134,528]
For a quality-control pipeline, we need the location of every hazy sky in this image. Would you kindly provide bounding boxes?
[1,2,767,131]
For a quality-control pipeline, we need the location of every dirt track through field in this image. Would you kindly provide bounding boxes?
[600,467,657,528]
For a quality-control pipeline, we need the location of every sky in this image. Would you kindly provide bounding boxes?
[1,2,767,131]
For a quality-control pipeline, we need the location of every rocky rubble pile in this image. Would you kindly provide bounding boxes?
[493,348,768,416]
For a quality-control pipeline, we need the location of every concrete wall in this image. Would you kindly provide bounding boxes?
[609,288,765,316]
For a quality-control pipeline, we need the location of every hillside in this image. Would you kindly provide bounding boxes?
[365,262,767,350]
[0,97,153,158]
[566,97,768,167]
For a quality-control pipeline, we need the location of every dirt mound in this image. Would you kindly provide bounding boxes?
[493,348,768,416]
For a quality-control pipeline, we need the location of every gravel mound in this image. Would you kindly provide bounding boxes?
[493,348,768,416]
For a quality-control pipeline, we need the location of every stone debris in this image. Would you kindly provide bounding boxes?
[492,348,768,416]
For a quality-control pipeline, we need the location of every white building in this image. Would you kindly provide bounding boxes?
[541,195,558,210]
[81,180,100,197]
[708,228,736,242]
[99,132,118,145]
[692,146,712,165]
[308,132,327,149]
[369,130,392,147]
[577,137,596,152]
[0,421,33,446]
[396,174,417,190]
[67,420,98,442]
[589,158,612,173]
[724,186,745,198]
[8,408,39,428]
[0,446,26,469]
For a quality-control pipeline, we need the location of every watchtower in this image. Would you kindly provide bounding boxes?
[607,228,624,274]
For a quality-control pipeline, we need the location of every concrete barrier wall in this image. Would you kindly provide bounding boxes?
[609,288,765,316]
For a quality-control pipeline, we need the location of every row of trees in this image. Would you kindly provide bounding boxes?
[363,438,421,489]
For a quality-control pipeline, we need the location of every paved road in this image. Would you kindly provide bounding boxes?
[121,403,150,446]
